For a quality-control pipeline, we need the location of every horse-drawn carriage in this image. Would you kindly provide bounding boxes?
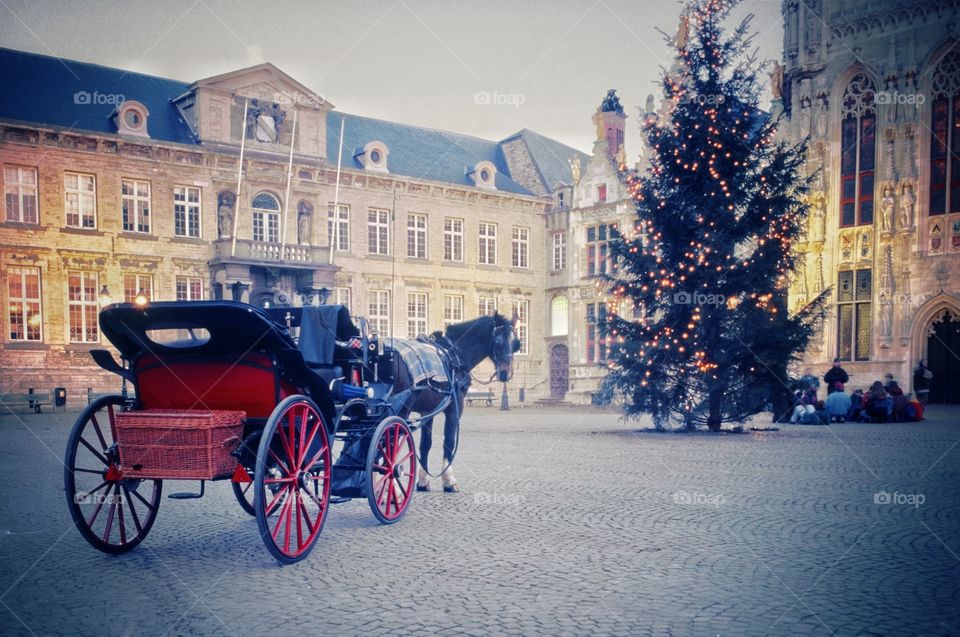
[64,300,518,564]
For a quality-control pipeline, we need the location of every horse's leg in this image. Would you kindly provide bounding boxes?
[417,416,433,491]
[441,403,461,492]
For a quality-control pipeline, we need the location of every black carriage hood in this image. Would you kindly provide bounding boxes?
[272,305,359,366]
[99,300,297,360]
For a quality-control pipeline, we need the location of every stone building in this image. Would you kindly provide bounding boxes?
[0,48,587,402]
[781,1,960,402]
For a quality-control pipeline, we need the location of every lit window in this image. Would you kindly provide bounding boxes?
[121,179,151,233]
[4,166,38,224]
[123,274,153,304]
[64,172,96,228]
[836,269,872,361]
[8,266,42,341]
[929,50,960,216]
[839,73,876,227]
[67,271,99,342]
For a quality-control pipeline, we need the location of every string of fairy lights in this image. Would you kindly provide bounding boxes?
[601,0,807,397]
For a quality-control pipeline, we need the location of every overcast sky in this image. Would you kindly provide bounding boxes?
[0,0,782,157]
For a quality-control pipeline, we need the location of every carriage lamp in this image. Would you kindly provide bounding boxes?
[98,285,112,307]
[134,289,148,306]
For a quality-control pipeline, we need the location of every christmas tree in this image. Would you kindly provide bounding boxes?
[600,0,827,430]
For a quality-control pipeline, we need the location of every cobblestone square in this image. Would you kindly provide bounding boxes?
[1,405,958,636]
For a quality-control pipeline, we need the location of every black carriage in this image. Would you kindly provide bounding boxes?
[64,300,418,564]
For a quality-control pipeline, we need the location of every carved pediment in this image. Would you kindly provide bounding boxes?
[190,63,332,111]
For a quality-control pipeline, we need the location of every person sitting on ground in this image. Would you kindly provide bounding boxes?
[825,382,852,423]
[824,359,849,394]
[864,381,890,423]
[811,400,829,425]
[886,380,907,422]
[790,384,818,423]
[848,388,865,422]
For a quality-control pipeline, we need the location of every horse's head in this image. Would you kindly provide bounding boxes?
[491,312,521,382]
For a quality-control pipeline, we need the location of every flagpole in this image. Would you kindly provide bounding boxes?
[231,99,249,258]
[280,110,298,253]
[329,115,345,266]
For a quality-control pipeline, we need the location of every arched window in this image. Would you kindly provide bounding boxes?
[929,50,960,216]
[252,192,280,243]
[839,72,877,227]
[550,296,568,336]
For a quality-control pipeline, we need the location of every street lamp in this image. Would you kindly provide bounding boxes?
[134,289,148,306]
[98,285,112,307]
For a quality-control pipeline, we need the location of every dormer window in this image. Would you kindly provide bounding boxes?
[114,100,149,138]
[359,141,389,173]
[470,161,497,190]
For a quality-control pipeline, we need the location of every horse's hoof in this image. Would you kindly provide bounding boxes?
[443,484,460,493]
[416,484,431,492]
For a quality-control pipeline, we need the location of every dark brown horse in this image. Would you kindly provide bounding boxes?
[388,313,519,492]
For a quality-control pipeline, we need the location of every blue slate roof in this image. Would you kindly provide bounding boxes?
[0,47,195,144]
[0,47,586,196]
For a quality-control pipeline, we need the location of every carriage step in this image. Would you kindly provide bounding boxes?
[329,497,352,504]
[168,481,205,499]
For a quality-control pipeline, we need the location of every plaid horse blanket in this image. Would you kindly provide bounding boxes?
[383,338,450,386]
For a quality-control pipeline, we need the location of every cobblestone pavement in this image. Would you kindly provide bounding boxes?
[1,403,958,636]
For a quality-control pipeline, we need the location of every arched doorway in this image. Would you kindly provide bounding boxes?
[549,343,569,400]
[927,308,960,404]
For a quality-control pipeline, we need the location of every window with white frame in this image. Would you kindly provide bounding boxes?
[552,232,566,271]
[333,287,351,310]
[121,179,151,233]
[368,290,390,337]
[8,266,42,341]
[174,185,201,238]
[444,294,464,327]
[176,276,203,301]
[478,296,497,316]
[4,166,38,224]
[511,299,529,354]
[67,270,99,342]
[444,218,463,262]
[407,292,428,337]
[512,226,529,268]
[64,172,96,229]
[328,203,350,251]
[550,296,568,336]
[478,222,497,265]
[407,213,427,259]
[368,208,390,255]
[123,274,153,303]
[252,192,280,243]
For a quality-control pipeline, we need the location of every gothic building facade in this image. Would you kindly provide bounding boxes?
[782,0,960,402]
[0,48,588,402]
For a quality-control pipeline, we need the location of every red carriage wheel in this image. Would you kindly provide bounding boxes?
[365,416,416,524]
[64,395,162,554]
[231,466,256,516]
[254,395,331,564]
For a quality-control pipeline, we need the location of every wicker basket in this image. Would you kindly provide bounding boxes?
[115,410,246,480]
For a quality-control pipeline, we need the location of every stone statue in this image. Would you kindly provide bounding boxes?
[881,184,895,233]
[570,156,581,184]
[673,12,690,49]
[615,144,627,167]
[768,61,784,100]
[217,191,235,238]
[809,195,826,243]
[594,110,605,141]
[799,95,811,138]
[270,103,285,143]
[880,299,893,338]
[297,200,313,244]
[645,93,655,115]
[245,99,261,139]
[814,92,828,138]
[900,182,915,229]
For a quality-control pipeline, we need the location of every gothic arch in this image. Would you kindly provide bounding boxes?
[908,292,960,362]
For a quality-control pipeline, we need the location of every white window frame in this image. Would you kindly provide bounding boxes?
[512,226,529,269]
[368,289,391,337]
[444,294,464,327]
[4,165,38,224]
[407,213,427,259]
[176,276,204,301]
[333,287,351,310]
[64,172,96,229]
[174,185,202,238]
[253,193,280,243]
[550,295,569,336]
[478,296,497,316]
[512,298,529,355]
[67,270,99,343]
[444,217,464,262]
[407,292,428,338]
[368,208,390,255]
[123,273,153,303]
[479,222,497,265]
[552,232,566,271]
[8,266,42,342]
[121,178,151,233]
[328,203,350,251]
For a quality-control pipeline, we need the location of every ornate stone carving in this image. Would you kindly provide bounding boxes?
[901,125,917,181]
[881,244,895,291]
[879,295,893,341]
[858,228,872,261]
[814,79,829,138]
[880,183,896,234]
[899,181,916,230]
[217,191,236,238]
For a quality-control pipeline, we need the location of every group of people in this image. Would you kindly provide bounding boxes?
[789,359,933,424]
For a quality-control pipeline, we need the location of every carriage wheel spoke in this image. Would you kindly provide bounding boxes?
[298,418,322,470]
[297,496,315,535]
[102,490,116,543]
[128,485,158,512]
[74,467,105,475]
[283,489,293,553]
[78,437,109,466]
[268,449,291,476]
[116,485,127,545]
[302,442,328,472]
[271,490,293,540]
[122,484,144,534]
[266,487,287,516]
[394,450,414,466]
[90,413,109,451]
[295,490,304,550]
